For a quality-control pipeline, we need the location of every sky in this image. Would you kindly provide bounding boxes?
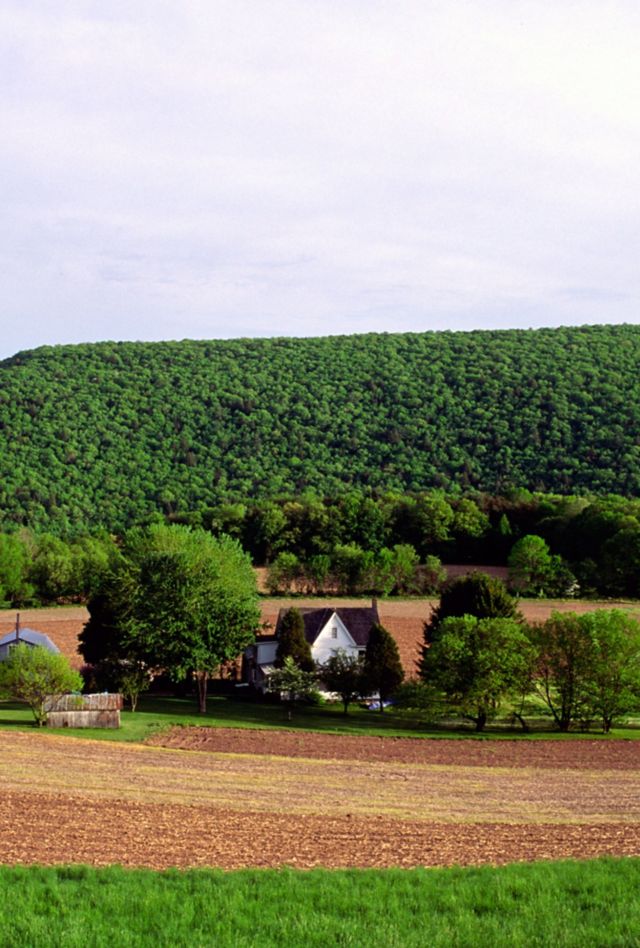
[2,1,640,358]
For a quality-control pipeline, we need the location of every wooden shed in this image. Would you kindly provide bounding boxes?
[44,693,123,729]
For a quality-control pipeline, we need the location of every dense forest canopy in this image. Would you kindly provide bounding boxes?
[1,324,639,532]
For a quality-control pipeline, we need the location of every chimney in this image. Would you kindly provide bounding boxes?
[371,596,378,614]
[15,613,20,644]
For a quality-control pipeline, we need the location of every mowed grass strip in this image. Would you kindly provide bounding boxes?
[2,694,640,745]
[0,860,638,948]
[0,730,638,825]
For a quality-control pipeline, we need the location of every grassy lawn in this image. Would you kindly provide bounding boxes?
[0,859,638,947]
[0,693,639,743]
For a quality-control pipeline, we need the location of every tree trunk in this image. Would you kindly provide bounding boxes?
[196,672,208,714]
[512,711,529,732]
[475,711,487,732]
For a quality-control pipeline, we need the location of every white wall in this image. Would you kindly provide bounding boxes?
[311,612,361,666]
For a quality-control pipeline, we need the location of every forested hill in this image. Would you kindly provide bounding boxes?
[1,324,639,531]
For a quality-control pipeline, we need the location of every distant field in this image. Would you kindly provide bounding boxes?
[3,594,640,676]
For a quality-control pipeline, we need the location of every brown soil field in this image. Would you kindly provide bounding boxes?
[151,726,640,771]
[0,730,638,869]
[3,596,640,676]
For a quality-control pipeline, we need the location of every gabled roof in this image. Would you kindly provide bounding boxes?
[274,603,380,648]
[0,628,60,652]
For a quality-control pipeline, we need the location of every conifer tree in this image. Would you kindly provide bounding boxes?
[275,608,314,671]
[363,623,404,712]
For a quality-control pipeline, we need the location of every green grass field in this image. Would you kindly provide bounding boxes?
[0,693,639,743]
[0,859,638,947]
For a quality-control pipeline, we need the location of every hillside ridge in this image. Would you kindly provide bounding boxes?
[0,324,638,529]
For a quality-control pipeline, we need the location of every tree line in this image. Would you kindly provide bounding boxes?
[5,487,640,603]
[3,324,640,533]
[7,520,637,732]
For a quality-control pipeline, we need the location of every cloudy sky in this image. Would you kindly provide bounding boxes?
[2,1,639,358]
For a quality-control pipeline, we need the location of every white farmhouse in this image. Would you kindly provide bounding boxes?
[244,600,380,691]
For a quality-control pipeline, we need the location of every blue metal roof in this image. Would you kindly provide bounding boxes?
[0,628,60,652]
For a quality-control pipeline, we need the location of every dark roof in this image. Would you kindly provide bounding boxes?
[0,628,60,652]
[274,603,380,648]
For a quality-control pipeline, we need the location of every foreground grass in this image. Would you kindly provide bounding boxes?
[1,694,639,743]
[0,859,638,947]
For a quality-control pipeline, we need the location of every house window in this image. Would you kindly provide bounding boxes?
[331,627,338,638]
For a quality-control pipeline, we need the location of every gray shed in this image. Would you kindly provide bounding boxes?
[0,628,60,661]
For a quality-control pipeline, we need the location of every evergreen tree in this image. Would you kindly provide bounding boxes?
[363,623,404,712]
[424,572,519,648]
[275,608,314,672]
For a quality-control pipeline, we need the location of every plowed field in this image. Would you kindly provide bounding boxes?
[0,729,638,869]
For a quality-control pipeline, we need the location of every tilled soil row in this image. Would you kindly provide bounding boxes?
[150,726,640,771]
[1,790,638,870]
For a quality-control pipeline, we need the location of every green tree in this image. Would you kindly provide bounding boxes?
[330,543,366,594]
[28,534,77,602]
[424,572,518,649]
[306,554,331,593]
[266,552,301,594]
[0,644,82,726]
[579,610,640,732]
[363,623,404,711]
[117,661,151,713]
[533,609,640,733]
[318,649,365,714]
[530,612,593,731]
[507,535,554,595]
[275,608,314,672]
[267,656,318,720]
[601,527,640,597]
[420,615,534,732]
[0,533,33,606]
[452,498,490,540]
[368,547,395,597]
[242,501,287,564]
[85,525,259,714]
[80,589,152,713]
[421,555,446,595]
[69,533,117,599]
[389,544,420,594]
